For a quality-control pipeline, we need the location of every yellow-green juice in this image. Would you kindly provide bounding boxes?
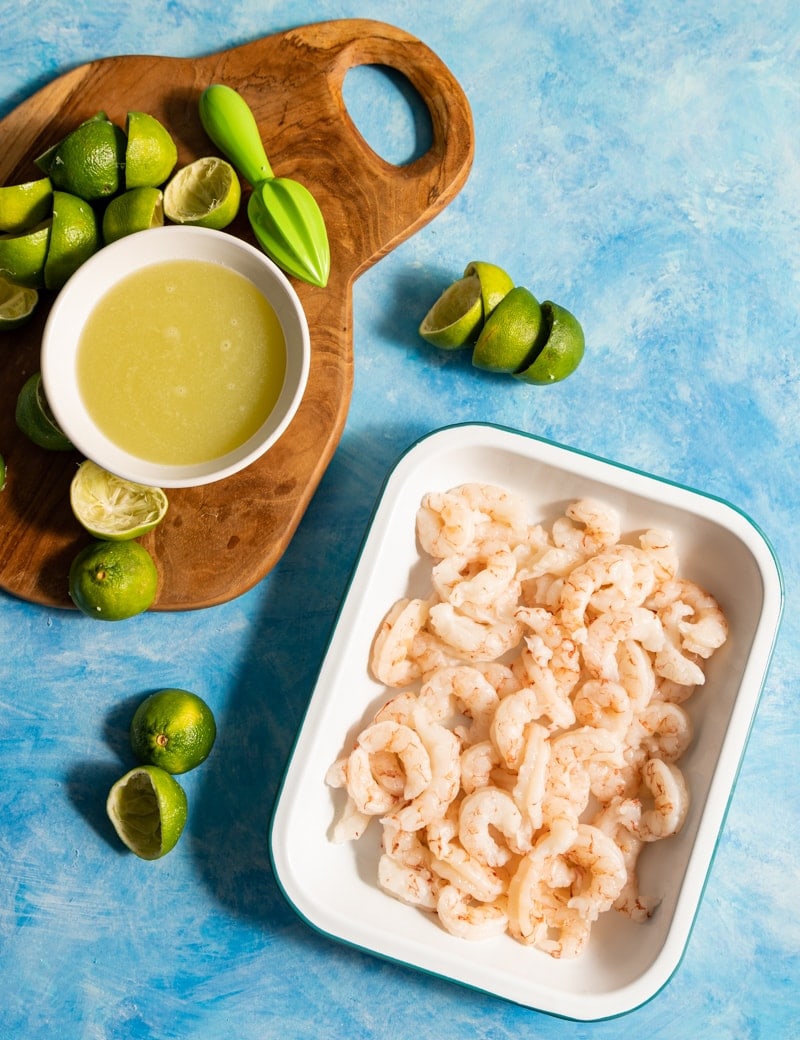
[77,259,287,465]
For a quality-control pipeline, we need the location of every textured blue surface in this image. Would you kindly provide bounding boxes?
[1,2,799,1038]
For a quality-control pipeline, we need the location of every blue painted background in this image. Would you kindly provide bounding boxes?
[1,2,798,1038]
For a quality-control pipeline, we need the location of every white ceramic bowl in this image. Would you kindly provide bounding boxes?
[270,422,783,1021]
[41,225,310,488]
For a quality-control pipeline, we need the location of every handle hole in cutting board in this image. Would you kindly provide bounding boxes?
[342,64,433,166]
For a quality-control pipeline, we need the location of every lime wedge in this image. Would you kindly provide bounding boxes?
[70,460,168,540]
[0,177,53,234]
[106,765,187,859]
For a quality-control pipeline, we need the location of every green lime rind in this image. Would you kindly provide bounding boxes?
[163,157,241,231]
[106,765,187,859]
[70,460,168,541]
[462,260,514,320]
[15,372,74,450]
[419,273,484,350]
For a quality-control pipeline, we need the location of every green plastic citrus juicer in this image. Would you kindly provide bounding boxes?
[199,83,330,288]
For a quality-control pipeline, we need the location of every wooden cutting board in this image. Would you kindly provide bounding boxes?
[0,19,473,611]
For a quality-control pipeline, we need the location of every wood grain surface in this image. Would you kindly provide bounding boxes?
[0,19,473,610]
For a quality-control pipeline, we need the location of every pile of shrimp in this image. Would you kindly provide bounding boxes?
[326,483,728,959]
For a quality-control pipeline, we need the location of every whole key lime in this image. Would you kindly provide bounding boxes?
[130,688,217,774]
[68,539,158,620]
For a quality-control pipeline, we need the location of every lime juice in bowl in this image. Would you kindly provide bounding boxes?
[40,225,310,488]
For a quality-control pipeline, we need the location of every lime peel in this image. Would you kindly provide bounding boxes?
[106,765,187,859]
[418,273,483,350]
[70,460,168,540]
[163,157,241,230]
[15,372,74,451]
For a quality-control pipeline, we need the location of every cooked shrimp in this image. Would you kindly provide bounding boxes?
[581,606,664,682]
[628,701,693,763]
[436,885,509,940]
[674,580,728,658]
[592,797,655,921]
[588,543,657,615]
[639,528,679,584]
[417,664,499,744]
[358,720,434,800]
[371,598,431,687]
[416,489,478,558]
[474,661,523,700]
[460,739,503,794]
[544,726,623,822]
[372,691,418,726]
[427,807,507,903]
[519,572,565,611]
[408,630,462,678]
[458,786,533,867]
[427,602,523,662]
[506,816,582,953]
[386,706,461,832]
[342,745,400,816]
[330,796,372,843]
[654,599,707,687]
[565,823,628,922]
[490,685,571,770]
[637,758,690,841]
[558,552,636,642]
[378,822,441,910]
[616,637,656,712]
[511,721,550,831]
[456,482,529,548]
[432,542,520,623]
[572,678,633,734]
[554,497,621,557]
[514,605,581,698]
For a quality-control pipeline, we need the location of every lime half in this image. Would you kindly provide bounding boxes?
[463,261,514,320]
[472,285,544,373]
[513,301,585,384]
[0,274,38,330]
[70,460,168,540]
[418,273,484,349]
[125,111,178,189]
[106,765,187,859]
[102,187,164,245]
[163,157,241,230]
